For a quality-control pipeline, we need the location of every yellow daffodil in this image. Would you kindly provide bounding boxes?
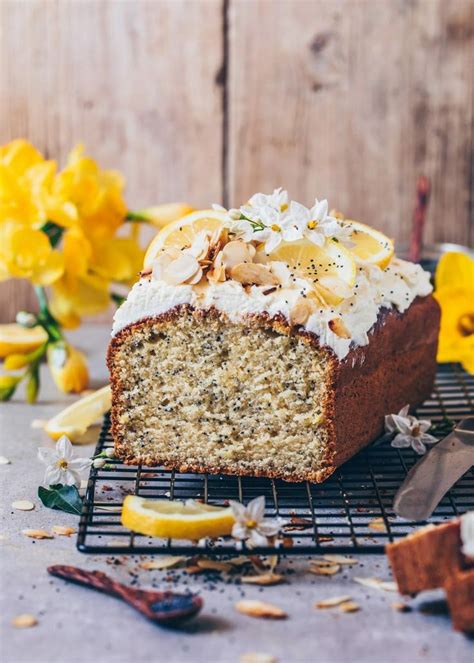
[434,252,474,374]
[0,223,64,285]
[47,341,89,393]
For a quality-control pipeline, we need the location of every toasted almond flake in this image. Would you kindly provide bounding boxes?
[197,558,233,573]
[12,614,38,628]
[328,317,351,339]
[323,554,358,565]
[339,601,360,613]
[30,418,47,429]
[368,518,387,532]
[284,517,313,531]
[230,262,279,286]
[309,563,341,576]
[12,500,35,511]
[139,556,186,570]
[353,577,398,592]
[290,298,317,325]
[22,529,53,540]
[318,536,334,543]
[235,600,287,619]
[309,558,335,567]
[221,240,254,271]
[315,595,353,609]
[185,265,204,285]
[240,654,276,663]
[184,565,203,574]
[164,254,201,285]
[241,573,284,586]
[51,526,76,537]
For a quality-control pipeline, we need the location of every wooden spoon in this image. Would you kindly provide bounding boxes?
[48,565,202,624]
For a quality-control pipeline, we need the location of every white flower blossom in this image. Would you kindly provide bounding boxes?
[37,435,91,487]
[460,512,474,558]
[93,458,107,469]
[229,495,284,547]
[289,199,352,247]
[385,405,438,455]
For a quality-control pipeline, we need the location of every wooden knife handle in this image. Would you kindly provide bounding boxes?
[48,565,123,597]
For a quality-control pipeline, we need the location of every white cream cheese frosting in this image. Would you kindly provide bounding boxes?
[112,256,432,360]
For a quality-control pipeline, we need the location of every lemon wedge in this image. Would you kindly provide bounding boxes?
[44,385,111,441]
[346,220,394,269]
[0,324,48,358]
[121,496,235,540]
[144,209,227,268]
[270,238,356,304]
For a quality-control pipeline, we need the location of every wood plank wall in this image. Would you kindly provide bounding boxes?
[0,0,473,322]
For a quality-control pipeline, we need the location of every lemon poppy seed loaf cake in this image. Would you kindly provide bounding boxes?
[108,191,440,483]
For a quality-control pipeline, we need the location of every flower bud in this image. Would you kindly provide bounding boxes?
[104,448,116,458]
[93,458,106,469]
[47,342,89,393]
[16,311,38,328]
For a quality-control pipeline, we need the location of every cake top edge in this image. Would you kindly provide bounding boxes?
[112,189,433,360]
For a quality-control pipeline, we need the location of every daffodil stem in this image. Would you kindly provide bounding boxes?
[125,211,147,222]
[110,292,126,306]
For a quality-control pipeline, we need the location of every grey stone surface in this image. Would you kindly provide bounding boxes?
[1,326,472,663]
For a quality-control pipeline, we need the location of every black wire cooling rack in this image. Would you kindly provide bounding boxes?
[77,364,474,556]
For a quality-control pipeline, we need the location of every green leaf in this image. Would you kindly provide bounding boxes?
[38,484,83,515]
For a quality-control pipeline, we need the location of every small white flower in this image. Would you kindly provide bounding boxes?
[248,187,288,213]
[460,512,474,558]
[289,199,346,247]
[385,405,438,455]
[37,436,91,487]
[229,496,284,547]
[93,458,106,469]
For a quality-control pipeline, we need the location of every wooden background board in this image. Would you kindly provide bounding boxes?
[0,0,473,321]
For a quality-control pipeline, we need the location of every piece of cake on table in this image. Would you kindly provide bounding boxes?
[108,190,439,483]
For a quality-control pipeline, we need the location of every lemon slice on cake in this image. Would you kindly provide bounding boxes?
[144,209,227,268]
[45,385,111,441]
[270,239,356,305]
[121,496,235,539]
[0,324,48,358]
[345,220,394,269]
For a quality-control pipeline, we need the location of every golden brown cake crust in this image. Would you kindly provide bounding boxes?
[108,295,440,483]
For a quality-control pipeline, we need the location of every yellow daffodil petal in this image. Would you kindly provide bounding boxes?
[436,252,474,292]
[47,342,89,393]
[0,139,44,175]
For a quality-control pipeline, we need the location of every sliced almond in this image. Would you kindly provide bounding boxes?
[163,254,201,285]
[51,526,77,537]
[328,317,351,339]
[221,240,254,271]
[353,577,398,592]
[323,554,358,565]
[315,595,353,609]
[339,601,360,613]
[368,518,387,532]
[309,558,336,567]
[11,614,38,628]
[309,563,341,576]
[290,298,317,326]
[0,456,11,465]
[235,599,287,619]
[22,529,53,539]
[240,654,276,663]
[230,263,279,286]
[228,555,252,567]
[284,517,313,531]
[139,556,187,570]
[241,573,284,586]
[12,500,35,511]
[184,265,204,285]
[196,558,233,573]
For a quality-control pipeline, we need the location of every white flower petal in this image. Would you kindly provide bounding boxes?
[390,414,412,435]
[63,470,80,486]
[37,447,56,466]
[264,232,282,254]
[56,435,73,461]
[411,438,427,455]
[247,495,265,522]
[229,500,248,523]
[258,519,282,537]
[44,466,62,486]
[391,434,412,449]
[212,203,227,212]
[231,522,249,541]
[419,432,437,446]
[248,529,269,548]
[306,230,325,247]
[418,419,432,433]
[397,404,410,418]
[68,458,92,473]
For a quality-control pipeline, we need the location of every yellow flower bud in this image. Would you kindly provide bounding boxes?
[47,342,89,393]
[0,375,20,390]
[4,353,29,370]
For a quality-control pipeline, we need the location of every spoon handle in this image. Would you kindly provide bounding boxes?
[48,565,124,598]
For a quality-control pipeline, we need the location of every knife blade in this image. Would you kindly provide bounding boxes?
[393,416,474,521]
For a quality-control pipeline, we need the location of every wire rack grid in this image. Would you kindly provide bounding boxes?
[77,364,474,556]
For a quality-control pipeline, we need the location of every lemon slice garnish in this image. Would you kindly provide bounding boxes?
[269,239,356,304]
[144,209,227,268]
[0,324,48,358]
[44,385,111,441]
[345,220,394,269]
[121,496,235,539]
